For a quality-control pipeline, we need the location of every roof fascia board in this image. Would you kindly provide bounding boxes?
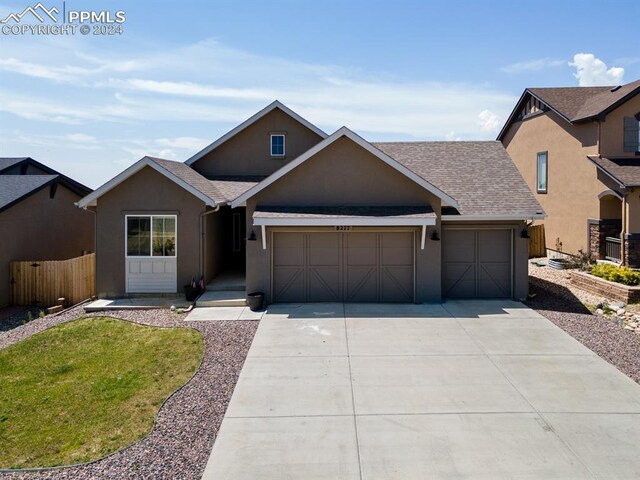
[231,127,459,208]
[185,101,328,166]
[253,217,436,226]
[77,157,217,208]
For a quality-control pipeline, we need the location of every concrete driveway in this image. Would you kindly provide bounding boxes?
[202,300,640,480]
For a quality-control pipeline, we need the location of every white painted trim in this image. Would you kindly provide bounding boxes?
[253,216,436,227]
[77,157,217,208]
[598,189,624,200]
[442,213,546,222]
[231,127,459,208]
[420,225,426,250]
[185,100,327,166]
[270,133,286,157]
[261,225,267,250]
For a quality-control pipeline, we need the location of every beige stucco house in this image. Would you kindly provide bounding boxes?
[78,102,543,303]
[499,79,640,267]
[0,157,94,307]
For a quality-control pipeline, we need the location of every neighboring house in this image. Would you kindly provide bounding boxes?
[78,101,544,303]
[0,157,94,307]
[498,79,640,267]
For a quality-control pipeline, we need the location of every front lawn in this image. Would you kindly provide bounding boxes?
[0,317,204,469]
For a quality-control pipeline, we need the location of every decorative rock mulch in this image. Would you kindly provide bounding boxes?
[0,305,258,480]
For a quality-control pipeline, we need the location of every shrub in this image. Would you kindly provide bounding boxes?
[568,249,596,271]
[591,264,640,286]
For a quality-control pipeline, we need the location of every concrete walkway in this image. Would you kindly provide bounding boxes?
[202,300,640,480]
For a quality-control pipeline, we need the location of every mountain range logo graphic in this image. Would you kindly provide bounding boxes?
[1,3,59,23]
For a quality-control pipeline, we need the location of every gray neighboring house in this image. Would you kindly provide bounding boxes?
[0,157,94,307]
[78,101,544,303]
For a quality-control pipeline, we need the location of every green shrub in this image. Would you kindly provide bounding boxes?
[591,264,640,286]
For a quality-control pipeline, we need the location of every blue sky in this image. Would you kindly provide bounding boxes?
[1,0,639,188]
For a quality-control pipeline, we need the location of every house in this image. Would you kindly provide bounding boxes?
[498,79,640,267]
[0,157,94,307]
[78,101,544,303]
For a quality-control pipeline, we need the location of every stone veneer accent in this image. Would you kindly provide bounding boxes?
[587,219,622,260]
[570,270,640,304]
[624,234,640,269]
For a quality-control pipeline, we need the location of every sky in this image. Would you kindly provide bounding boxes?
[0,0,639,188]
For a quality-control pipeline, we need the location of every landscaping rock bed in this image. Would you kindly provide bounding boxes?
[0,305,258,480]
[528,260,640,385]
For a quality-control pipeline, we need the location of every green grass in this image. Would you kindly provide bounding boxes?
[0,317,204,469]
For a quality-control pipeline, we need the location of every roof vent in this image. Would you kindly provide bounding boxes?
[610,85,622,92]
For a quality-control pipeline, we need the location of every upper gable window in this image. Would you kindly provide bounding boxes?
[270,134,285,157]
[623,115,640,153]
[537,151,548,194]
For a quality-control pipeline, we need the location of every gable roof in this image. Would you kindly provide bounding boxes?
[77,156,223,208]
[498,79,640,140]
[0,175,59,213]
[0,157,92,196]
[373,141,545,218]
[587,155,640,188]
[185,101,328,166]
[0,157,30,173]
[230,127,459,209]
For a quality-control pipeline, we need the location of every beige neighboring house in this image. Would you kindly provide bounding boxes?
[78,101,544,303]
[498,79,640,267]
[0,157,95,307]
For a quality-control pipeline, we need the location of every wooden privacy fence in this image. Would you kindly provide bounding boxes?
[528,224,546,258]
[9,253,95,307]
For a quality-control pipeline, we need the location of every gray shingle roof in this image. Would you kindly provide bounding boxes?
[253,205,435,219]
[147,157,228,203]
[0,157,29,173]
[528,79,640,122]
[209,176,263,202]
[373,141,544,217]
[587,155,640,187]
[0,175,57,212]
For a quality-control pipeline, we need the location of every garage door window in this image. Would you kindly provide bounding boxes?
[126,215,176,257]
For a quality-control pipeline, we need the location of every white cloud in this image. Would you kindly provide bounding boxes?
[477,110,501,133]
[156,137,210,150]
[501,58,564,73]
[66,133,97,143]
[569,53,624,86]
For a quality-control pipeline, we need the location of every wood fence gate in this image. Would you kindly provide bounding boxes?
[528,225,546,258]
[9,253,95,307]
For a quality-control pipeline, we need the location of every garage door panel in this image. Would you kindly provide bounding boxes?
[309,267,342,302]
[443,229,512,299]
[272,231,415,303]
[272,266,305,303]
[345,267,378,302]
[443,263,476,298]
[381,266,414,302]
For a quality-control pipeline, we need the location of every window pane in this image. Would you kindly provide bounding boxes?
[152,236,164,256]
[164,217,175,235]
[271,135,284,155]
[127,216,151,256]
[153,217,164,234]
[537,153,547,192]
[164,236,176,256]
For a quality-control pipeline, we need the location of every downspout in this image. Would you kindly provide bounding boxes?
[621,193,627,266]
[200,205,221,281]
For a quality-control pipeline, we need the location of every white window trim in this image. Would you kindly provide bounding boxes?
[270,133,286,157]
[125,214,177,259]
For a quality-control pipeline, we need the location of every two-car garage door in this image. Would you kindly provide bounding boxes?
[272,231,415,303]
[442,228,513,298]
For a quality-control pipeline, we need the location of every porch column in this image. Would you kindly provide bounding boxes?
[623,189,640,268]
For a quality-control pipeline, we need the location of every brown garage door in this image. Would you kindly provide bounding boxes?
[442,229,512,298]
[272,231,414,303]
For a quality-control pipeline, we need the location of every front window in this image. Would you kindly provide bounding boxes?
[537,151,548,193]
[126,215,176,257]
[270,134,285,157]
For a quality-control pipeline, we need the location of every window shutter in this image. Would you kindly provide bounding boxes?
[623,116,639,152]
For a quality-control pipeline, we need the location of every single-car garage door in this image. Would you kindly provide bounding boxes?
[272,231,414,303]
[442,228,513,298]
